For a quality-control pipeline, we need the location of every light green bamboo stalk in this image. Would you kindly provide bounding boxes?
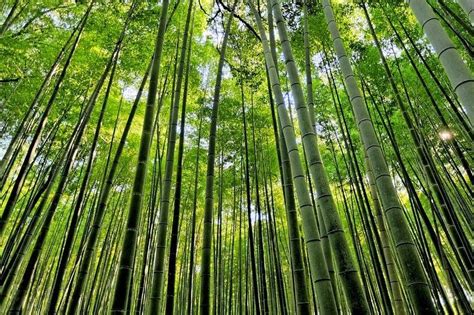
[199,6,235,314]
[457,0,474,24]
[271,0,368,312]
[149,0,193,312]
[366,156,406,315]
[302,3,339,311]
[407,0,474,126]
[268,3,310,313]
[321,0,436,312]
[250,2,337,313]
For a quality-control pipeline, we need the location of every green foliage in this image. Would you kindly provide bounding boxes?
[0,0,472,313]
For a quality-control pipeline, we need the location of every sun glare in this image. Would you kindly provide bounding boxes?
[439,129,454,141]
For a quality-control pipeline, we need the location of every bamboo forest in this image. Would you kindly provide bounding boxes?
[0,0,473,313]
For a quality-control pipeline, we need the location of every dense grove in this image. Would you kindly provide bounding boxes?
[0,0,472,314]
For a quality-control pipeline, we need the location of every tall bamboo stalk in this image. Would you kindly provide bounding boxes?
[199,4,235,313]
[250,2,337,313]
[111,0,170,312]
[406,0,474,125]
[321,0,435,312]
